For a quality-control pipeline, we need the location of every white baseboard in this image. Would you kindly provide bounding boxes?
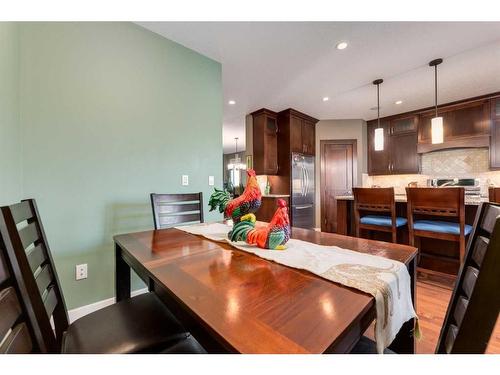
[67,288,148,323]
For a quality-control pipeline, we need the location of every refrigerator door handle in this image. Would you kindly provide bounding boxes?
[301,165,306,197]
[304,166,309,196]
[295,204,313,210]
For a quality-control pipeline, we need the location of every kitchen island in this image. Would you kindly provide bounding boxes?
[335,194,488,275]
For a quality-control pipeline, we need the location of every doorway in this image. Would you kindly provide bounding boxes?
[320,139,357,233]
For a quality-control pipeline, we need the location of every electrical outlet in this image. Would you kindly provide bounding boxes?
[208,175,215,186]
[75,264,88,280]
[182,175,189,186]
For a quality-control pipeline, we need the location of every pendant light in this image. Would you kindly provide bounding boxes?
[227,137,246,170]
[429,58,444,144]
[373,78,384,151]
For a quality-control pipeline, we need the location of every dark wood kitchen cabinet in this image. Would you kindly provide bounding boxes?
[251,108,279,175]
[490,97,500,168]
[281,109,317,155]
[367,120,391,175]
[418,99,490,153]
[390,116,419,174]
[367,115,420,175]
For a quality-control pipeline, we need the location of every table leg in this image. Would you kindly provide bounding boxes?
[336,200,348,235]
[388,256,417,354]
[115,242,131,302]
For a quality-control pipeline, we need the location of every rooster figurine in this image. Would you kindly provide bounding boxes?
[229,198,291,250]
[208,169,262,222]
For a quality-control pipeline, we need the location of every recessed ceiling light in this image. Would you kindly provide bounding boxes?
[322,97,329,102]
[395,100,403,105]
[228,100,236,105]
[336,41,348,50]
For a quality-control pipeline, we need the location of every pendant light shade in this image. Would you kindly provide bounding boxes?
[373,79,384,151]
[431,117,444,144]
[374,127,384,151]
[429,58,444,144]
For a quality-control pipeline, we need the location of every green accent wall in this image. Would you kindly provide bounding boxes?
[0,23,22,205]
[15,22,222,309]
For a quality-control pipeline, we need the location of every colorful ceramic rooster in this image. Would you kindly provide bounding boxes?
[229,199,291,250]
[208,169,262,222]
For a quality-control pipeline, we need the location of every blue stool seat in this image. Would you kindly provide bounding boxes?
[360,215,407,227]
[413,220,473,236]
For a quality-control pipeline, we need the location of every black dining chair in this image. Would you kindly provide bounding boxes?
[150,192,204,230]
[352,201,500,354]
[0,199,205,354]
[0,235,36,353]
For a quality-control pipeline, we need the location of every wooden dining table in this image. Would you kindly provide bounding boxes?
[114,224,418,354]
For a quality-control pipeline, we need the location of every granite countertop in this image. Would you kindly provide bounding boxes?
[336,194,488,206]
[262,194,290,198]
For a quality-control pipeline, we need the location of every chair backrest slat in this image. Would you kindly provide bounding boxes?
[27,244,47,274]
[150,193,204,230]
[10,201,34,225]
[436,202,500,353]
[18,222,40,250]
[0,199,69,353]
[0,323,33,354]
[0,234,36,353]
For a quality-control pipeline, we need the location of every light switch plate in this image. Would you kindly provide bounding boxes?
[76,264,88,280]
[208,176,215,186]
[182,175,189,186]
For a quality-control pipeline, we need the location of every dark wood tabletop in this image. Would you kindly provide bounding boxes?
[113,224,418,354]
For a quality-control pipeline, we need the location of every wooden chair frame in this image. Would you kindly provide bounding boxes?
[406,187,467,263]
[353,187,399,243]
[150,192,204,230]
[436,202,500,353]
[0,199,69,353]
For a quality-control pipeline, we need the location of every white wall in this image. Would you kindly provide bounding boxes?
[314,119,367,227]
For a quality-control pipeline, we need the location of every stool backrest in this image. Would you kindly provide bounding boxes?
[406,187,465,218]
[0,199,68,353]
[0,236,36,353]
[353,187,395,213]
[150,193,204,230]
[436,202,500,353]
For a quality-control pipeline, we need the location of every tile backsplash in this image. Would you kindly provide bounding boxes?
[421,148,489,176]
[364,148,500,197]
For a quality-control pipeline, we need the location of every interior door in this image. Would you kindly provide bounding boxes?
[321,140,356,233]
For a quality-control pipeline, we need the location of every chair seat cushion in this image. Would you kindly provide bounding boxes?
[413,220,473,235]
[360,215,407,227]
[350,336,395,354]
[161,334,207,354]
[62,292,187,354]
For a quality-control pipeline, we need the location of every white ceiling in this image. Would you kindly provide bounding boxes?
[137,22,500,153]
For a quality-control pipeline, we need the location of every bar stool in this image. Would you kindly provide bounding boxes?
[353,187,407,243]
[406,187,472,264]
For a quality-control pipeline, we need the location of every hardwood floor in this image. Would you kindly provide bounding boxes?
[415,279,500,354]
[365,276,500,353]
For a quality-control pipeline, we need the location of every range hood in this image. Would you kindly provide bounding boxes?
[417,134,490,153]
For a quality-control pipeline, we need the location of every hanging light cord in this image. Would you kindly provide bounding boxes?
[434,64,438,118]
[377,83,380,128]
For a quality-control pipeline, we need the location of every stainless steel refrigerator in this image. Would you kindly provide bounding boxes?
[291,153,315,229]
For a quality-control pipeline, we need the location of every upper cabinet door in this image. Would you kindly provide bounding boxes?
[302,120,316,155]
[252,109,279,175]
[490,98,500,168]
[391,132,420,174]
[390,116,420,174]
[290,115,303,153]
[263,116,279,174]
[367,120,391,175]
